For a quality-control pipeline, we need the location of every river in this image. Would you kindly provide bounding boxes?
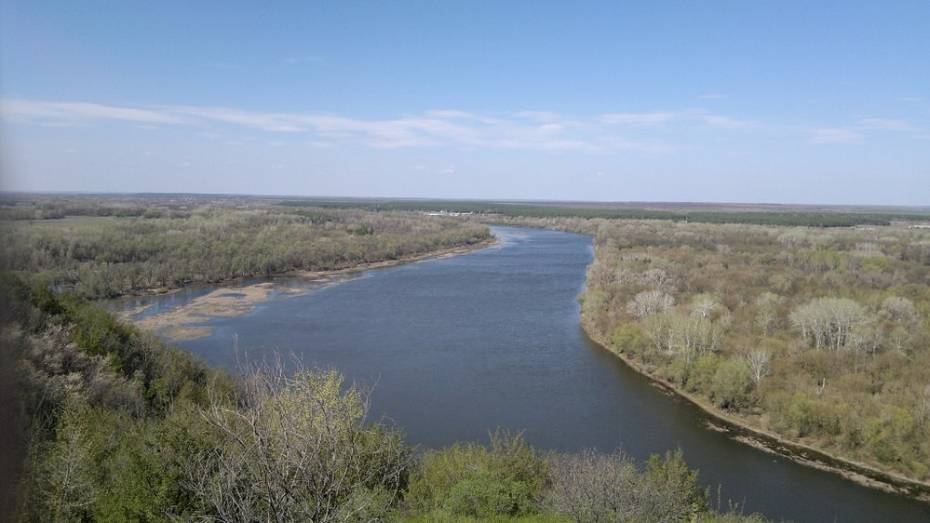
[114,226,930,522]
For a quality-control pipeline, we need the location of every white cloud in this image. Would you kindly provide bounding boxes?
[700,114,747,128]
[170,106,309,132]
[808,128,864,144]
[856,118,914,131]
[599,110,749,128]
[1,99,749,154]
[2,99,181,125]
[513,111,562,123]
[600,112,676,126]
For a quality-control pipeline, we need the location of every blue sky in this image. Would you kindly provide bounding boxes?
[2,1,928,204]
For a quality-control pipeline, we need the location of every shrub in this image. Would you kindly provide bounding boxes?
[545,448,708,523]
[688,353,721,393]
[611,323,649,356]
[406,431,547,518]
[711,359,753,409]
[189,367,410,522]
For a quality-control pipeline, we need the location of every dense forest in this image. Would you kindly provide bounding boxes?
[281,199,930,228]
[0,275,767,522]
[572,219,930,485]
[6,194,930,519]
[0,197,491,299]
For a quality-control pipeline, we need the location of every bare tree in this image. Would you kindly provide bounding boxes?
[880,296,919,324]
[545,449,707,523]
[641,268,672,291]
[627,290,675,320]
[918,385,930,425]
[744,350,771,385]
[186,362,410,523]
[690,294,719,320]
[545,450,640,522]
[753,292,782,336]
[789,297,867,352]
[643,312,720,357]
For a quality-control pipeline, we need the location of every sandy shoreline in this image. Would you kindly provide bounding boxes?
[124,237,497,341]
[114,236,498,300]
[580,318,930,503]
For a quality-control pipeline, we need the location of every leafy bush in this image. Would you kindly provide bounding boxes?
[406,431,547,518]
[611,323,649,356]
[711,360,753,409]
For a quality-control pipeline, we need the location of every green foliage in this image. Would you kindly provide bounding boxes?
[711,360,754,409]
[188,369,411,521]
[25,398,106,522]
[643,449,709,519]
[575,217,930,480]
[611,322,649,356]
[1,198,800,522]
[3,278,768,521]
[1,197,491,299]
[278,199,930,227]
[406,431,548,519]
[686,353,721,393]
[402,512,569,523]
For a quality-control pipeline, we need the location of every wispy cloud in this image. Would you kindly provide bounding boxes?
[808,128,864,145]
[2,98,689,153]
[282,55,324,65]
[600,112,677,126]
[17,98,909,152]
[700,114,747,128]
[599,109,750,128]
[805,117,926,145]
[3,99,182,125]
[856,118,914,131]
[513,111,567,123]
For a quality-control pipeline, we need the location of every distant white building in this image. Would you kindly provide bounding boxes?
[424,210,474,217]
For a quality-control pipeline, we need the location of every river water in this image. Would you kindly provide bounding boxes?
[115,226,930,522]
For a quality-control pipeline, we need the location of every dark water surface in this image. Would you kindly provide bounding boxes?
[120,227,930,522]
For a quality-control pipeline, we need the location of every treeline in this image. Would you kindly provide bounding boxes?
[1,275,766,522]
[280,199,930,227]
[577,219,930,482]
[0,198,491,299]
[0,196,202,220]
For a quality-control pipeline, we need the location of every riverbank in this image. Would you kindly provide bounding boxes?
[114,236,498,300]
[122,236,497,340]
[291,235,498,282]
[580,317,930,503]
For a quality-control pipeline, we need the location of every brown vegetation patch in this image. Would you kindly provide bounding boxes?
[133,238,497,342]
[135,283,286,341]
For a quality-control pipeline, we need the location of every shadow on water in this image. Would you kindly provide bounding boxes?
[118,226,930,523]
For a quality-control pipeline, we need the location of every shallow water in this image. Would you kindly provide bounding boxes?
[115,226,930,522]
